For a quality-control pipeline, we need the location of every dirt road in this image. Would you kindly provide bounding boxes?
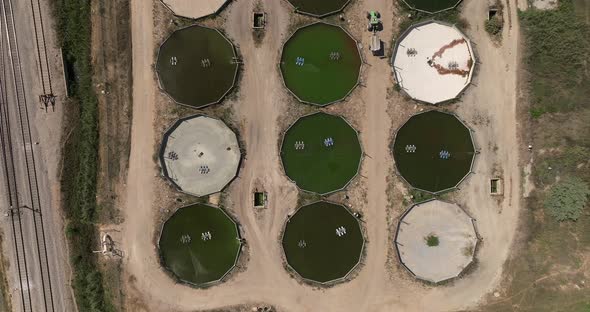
[121,0,525,310]
[121,0,157,310]
[415,0,527,309]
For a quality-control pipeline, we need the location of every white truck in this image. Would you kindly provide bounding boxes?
[370,33,382,56]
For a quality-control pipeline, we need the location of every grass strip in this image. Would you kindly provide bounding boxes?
[54,0,114,310]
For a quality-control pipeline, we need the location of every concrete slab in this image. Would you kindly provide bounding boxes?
[160,115,240,197]
[395,200,478,283]
[161,0,228,19]
[392,21,475,104]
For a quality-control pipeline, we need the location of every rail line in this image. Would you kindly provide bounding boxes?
[28,0,54,110]
[0,0,56,309]
[0,28,33,312]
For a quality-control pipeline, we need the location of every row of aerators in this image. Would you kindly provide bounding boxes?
[154,1,480,287]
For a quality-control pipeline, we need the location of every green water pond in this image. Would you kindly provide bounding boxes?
[280,23,361,105]
[281,112,362,194]
[156,25,237,108]
[393,111,475,193]
[282,201,364,283]
[159,204,241,286]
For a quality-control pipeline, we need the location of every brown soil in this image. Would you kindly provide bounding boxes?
[92,0,133,224]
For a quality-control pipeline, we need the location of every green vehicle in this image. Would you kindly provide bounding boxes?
[366,11,381,31]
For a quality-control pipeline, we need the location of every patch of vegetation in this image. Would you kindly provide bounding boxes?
[529,106,547,118]
[425,234,439,247]
[0,235,12,312]
[54,0,114,310]
[534,146,590,187]
[408,188,453,204]
[481,1,590,310]
[296,191,323,207]
[485,17,503,36]
[544,177,589,221]
[410,189,435,203]
[485,1,504,38]
[520,0,590,115]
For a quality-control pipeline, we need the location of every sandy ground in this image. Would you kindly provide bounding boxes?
[121,0,157,311]
[0,0,76,310]
[120,0,527,310]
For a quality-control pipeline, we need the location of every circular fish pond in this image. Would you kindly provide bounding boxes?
[159,115,241,197]
[282,201,364,284]
[156,25,238,108]
[393,111,475,193]
[281,112,362,194]
[401,0,462,13]
[286,0,351,17]
[395,200,478,283]
[158,203,241,286]
[280,23,361,106]
[392,21,475,104]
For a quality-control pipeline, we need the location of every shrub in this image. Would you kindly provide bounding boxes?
[425,234,440,247]
[530,106,547,118]
[544,177,590,221]
[485,17,503,36]
[410,189,434,203]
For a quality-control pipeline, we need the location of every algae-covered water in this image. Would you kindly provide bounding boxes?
[402,0,461,13]
[280,23,361,105]
[156,26,238,108]
[287,0,350,16]
[281,112,362,194]
[282,201,363,283]
[159,204,241,285]
[393,111,475,193]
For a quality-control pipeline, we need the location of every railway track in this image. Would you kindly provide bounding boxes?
[0,0,56,309]
[29,0,54,110]
[0,31,33,312]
